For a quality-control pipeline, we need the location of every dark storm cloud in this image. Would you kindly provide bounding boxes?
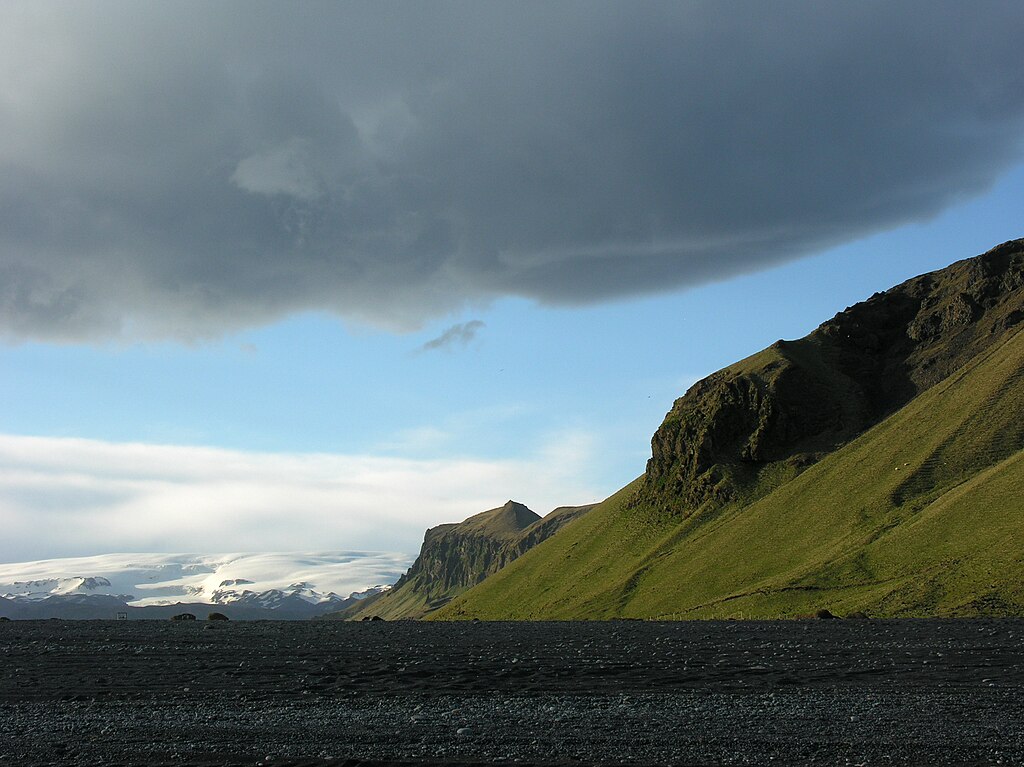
[419,320,486,353]
[1,1,1023,341]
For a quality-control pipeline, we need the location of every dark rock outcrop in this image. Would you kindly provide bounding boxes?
[645,239,1024,514]
[400,501,540,599]
[343,500,596,620]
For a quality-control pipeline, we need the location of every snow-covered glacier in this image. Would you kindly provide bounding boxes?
[0,551,413,618]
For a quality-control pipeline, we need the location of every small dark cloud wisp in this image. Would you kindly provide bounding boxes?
[419,321,486,353]
[1,2,1023,341]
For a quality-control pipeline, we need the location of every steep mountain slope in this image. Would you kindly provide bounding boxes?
[343,501,595,620]
[438,239,1024,620]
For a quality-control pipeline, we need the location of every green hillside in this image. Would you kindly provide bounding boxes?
[436,241,1024,620]
[340,501,594,620]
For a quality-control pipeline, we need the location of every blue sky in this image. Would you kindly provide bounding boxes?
[1,2,1022,562]
[1,160,1019,563]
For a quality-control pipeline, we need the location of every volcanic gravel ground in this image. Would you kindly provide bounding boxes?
[0,619,1022,766]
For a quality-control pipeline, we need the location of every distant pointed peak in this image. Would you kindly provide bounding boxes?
[496,500,539,525]
[458,500,541,537]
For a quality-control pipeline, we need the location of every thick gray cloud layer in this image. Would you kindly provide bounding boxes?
[1,1,1023,341]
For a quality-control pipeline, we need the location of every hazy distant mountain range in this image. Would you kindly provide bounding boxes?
[0,552,411,620]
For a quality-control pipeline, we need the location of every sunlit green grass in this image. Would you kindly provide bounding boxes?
[437,327,1024,620]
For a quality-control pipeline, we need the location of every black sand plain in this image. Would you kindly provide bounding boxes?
[1,618,1022,766]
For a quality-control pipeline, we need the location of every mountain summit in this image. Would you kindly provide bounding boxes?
[458,501,542,538]
[438,239,1024,620]
[642,237,1024,516]
[342,501,594,620]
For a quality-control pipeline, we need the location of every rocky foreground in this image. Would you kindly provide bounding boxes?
[0,619,1022,766]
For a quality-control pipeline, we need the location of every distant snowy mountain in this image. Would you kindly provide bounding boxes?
[0,552,411,619]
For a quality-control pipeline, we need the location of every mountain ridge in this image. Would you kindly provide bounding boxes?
[340,500,595,620]
[642,238,1024,519]
[435,238,1024,620]
[0,551,409,619]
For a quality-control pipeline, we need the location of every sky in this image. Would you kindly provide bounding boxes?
[1,1,1023,563]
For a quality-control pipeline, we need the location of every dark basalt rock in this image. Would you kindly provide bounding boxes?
[385,502,539,613]
[644,239,1024,516]
[206,612,229,621]
[170,613,196,621]
[348,500,596,620]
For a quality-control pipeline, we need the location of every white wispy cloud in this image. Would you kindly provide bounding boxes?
[373,402,533,456]
[374,426,453,454]
[0,432,604,563]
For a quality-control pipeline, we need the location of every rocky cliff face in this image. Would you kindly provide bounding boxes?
[392,501,538,601]
[646,239,1024,513]
[345,500,596,619]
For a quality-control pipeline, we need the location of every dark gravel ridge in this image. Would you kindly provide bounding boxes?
[1,618,1022,766]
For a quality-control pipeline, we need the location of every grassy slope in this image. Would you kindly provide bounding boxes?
[350,581,432,621]
[437,326,1024,620]
[344,502,577,621]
